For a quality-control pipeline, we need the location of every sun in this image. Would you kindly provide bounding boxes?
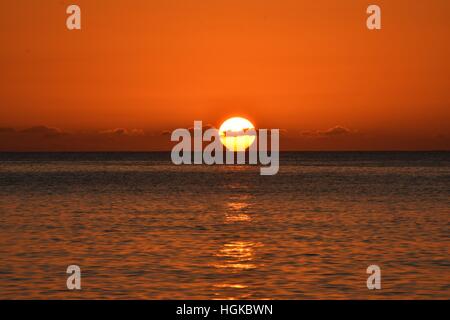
[219,117,256,152]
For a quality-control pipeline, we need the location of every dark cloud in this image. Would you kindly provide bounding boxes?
[20,126,66,137]
[0,127,16,133]
[1,125,448,151]
[435,133,448,140]
[321,126,352,136]
[160,130,171,136]
[302,126,355,138]
[99,128,144,136]
[161,124,216,136]
[301,130,317,138]
[188,124,215,133]
[221,128,256,137]
[0,126,168,151]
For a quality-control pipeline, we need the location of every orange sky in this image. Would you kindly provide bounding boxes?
[0,0,449,150]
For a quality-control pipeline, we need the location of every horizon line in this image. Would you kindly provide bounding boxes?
[0,150,449,153]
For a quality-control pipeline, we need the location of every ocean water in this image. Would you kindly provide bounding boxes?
[0,152,448,299]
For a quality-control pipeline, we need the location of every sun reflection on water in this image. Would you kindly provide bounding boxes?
[225,195,252,223]
[213,241,261,270]
[211,240,264,299]
[225,213,251,222]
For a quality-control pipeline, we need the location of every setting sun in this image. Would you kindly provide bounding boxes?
[219,117,256,152]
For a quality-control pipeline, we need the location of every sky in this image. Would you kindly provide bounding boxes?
[0,0,449,150]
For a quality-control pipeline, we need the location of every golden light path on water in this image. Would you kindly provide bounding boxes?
[210,191,265,300]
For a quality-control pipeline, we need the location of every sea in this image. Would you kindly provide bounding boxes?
[0,152,448,299]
